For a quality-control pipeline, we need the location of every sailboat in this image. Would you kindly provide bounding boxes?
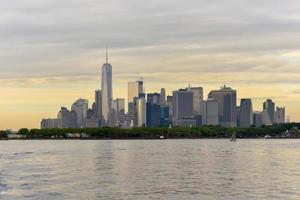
[230,131,237,142]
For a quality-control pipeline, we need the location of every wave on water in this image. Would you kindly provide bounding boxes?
[0,191,7,195]
[13,152,34,156]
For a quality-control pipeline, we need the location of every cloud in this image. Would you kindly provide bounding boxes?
[1,0,300,81]
[2,0,300,128]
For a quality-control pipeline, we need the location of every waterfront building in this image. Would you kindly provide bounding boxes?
[263,99,275,124]
[239,99,253,128]
[85,117,100,128]
[208,86,237,127]
[200,98,219,125]
[261,109,272,126]
[253,112,263,127]
[101,49,113,125]
[57,107,77,128]
[236,106,241,127]
[146,103,161,127]
[71,98,88,128]
[275,107,285,124]
[41,118,60,129]
[172,89,196,126]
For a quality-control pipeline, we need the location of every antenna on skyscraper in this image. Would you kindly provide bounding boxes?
[106,46,108,64]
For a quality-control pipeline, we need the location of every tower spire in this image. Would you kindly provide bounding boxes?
[106,46,108,64]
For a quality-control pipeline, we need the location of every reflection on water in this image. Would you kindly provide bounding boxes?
[0,140,300,199]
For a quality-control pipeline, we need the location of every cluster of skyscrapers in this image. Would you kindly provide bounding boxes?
[41,53,286,129]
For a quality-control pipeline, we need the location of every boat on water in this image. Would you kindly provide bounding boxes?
[230,131,237,142]
[264,135,272,139]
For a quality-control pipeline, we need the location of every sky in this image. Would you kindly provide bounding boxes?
[1,0,300,130]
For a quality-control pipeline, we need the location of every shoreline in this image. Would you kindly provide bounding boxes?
[1,137,299,141]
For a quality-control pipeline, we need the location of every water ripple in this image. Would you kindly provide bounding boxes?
[0,140,300,199]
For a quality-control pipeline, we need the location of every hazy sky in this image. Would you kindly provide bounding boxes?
[1,0,300,129]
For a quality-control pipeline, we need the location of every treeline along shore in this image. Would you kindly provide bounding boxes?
[1,123,300,140]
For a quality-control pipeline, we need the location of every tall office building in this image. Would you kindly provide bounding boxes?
[253,112,262,127]
[160,106,170,126]
[95,90,102,119]
[172,89,195,126]
[137,98,147,127]
[101,49,113,125]
[113,98,125,124]
[263,99,275,124]
[200,98,219,125]
[57,107,77,128]
[208,86,237,127]
[147,93,161,105]
[166,95,173,120]
[128,80,143,103]
[239,99,253,128]
[275,107,285,124]
[236,106,241,127]
[146,93,162,127]
[41,118,60,129]
[261,109,272,126]
[188,87,203,115]
[71,98,88,128]
[160,88,166,105]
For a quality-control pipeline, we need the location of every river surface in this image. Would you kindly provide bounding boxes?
[0,139,300,199]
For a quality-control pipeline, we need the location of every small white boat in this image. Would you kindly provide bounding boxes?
[264,135,272,139]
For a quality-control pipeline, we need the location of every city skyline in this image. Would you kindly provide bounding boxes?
[1,0,300,129]
[0,50,290,129]
[38,49,287,130]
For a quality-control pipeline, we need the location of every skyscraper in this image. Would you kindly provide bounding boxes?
[147,93,161,105]
[188,87,203,115]
[253,111,262,127]
[166,95,173,120]
[172,89,195,126]
[200,98,219,125]
[160,88,166,105]
[239,99,253,128]
[57,107,77,128]
[41,118,60,129]
[95,90,102,119]
[71,98,88,128]
[208,86,237,127]
[128,80,143,103]
[261,109,272,126]
[275,107,285,124]
[146,93,162,127]
[112,98,125,123]
[263,99,275,124]
[137,98,146,127]
[101,49,113,125]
